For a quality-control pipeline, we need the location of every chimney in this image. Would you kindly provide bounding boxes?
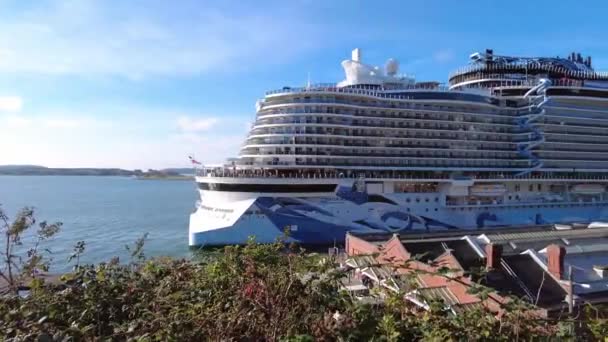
[352,48,361,62]
[547,244,566,279]
[485,243,503,270]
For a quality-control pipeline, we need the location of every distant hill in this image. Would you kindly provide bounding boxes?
[160,167,194,175]
[0,165,195,177]
[0,165,134,176]
[0,165,48,172]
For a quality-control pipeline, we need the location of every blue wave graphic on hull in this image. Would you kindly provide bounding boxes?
[254,191,457,241]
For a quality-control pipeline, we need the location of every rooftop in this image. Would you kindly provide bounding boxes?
[346,225,608,316]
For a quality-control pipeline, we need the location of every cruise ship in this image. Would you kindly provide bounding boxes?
[189,48,608,246]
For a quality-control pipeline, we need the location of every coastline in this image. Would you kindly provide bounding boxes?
[135,175,194,181]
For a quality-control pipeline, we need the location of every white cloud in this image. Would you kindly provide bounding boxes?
[42,118,95,129]
[0,96,22,112]
[3,114,31,127]
[176,116,219,133]
[1,113,108,130]
[0,105,246,168]
[0,1,317,77]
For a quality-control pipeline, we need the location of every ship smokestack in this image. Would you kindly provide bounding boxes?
[352,48,361,62]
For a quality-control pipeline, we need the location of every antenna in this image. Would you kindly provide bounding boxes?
[306,72,311,89]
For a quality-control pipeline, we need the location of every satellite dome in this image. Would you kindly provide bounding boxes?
[385,58,399,76]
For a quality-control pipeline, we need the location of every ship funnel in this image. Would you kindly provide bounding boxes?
[352,48,361,62]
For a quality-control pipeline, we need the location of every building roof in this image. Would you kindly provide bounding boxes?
[401,239,483,271]
[483,254,567,308]
[557,252,608,293]
[345,255,377,269]
[346,226,608,313]
[479,227,608,245]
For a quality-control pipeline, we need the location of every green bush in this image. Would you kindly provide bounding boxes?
[1,206,607,341]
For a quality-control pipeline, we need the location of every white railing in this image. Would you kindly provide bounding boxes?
[449,62,608,80]
[453,77,597,90]
[195,168,608,181]
[264,83,482,98]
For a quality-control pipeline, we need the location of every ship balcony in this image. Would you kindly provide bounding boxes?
[243,141,517,152]
[446,192,608,208]
[250,125,517,138]
[264,83,454,97]
[246,132,516,145]
[259,98,513,118]
[253,118,517,133]
[240,149,521,160]
[235,157,528,169]
[196,167,608,182]
[256,107,517,125]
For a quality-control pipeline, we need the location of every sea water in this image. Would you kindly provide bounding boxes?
[0,176,198,272]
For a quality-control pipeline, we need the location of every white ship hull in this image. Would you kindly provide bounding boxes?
[189,177,608,246]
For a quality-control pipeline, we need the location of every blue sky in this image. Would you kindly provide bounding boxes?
[1,0,607,169]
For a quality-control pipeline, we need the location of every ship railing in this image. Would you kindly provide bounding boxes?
[195,168,608,181]
[259,101,514,119]
[449,62,608,81]
[265,83,473,97]
[453,76,592,89]
[243,142,516,151]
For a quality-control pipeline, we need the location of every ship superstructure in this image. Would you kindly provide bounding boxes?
[189,48,608,246]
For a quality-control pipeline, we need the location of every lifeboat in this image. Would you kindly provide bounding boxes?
[571,184,605,195]
[554,223,572,230]
[588,222,608,229]
[470,184,506,197]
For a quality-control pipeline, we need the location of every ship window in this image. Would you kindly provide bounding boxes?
[415,198,420,203]
[537,184,542,191]
[528,184,533,192]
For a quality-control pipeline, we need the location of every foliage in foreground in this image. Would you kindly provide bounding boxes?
[1,206,608,341]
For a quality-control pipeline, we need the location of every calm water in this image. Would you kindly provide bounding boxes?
[0,176,198,272]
